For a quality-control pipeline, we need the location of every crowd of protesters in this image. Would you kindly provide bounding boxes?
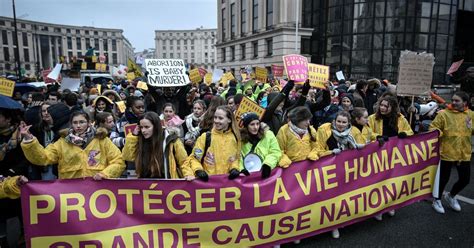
[1,73,473,246]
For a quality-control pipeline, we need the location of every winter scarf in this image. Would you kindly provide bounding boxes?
[289,122,308,138]
[163,115,185,128]
[185,113,202,140]
[65,126,96,149]
[331,124,360,150]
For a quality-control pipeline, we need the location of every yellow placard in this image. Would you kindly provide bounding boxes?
[241,72,248,81]
[91,56,97,63]
[255,67,268,83]
[0,77,15,97]
[100,64,107,72]
[126,72,136,81]
[204,73,212,85]
[220,72,235,86]
[95,63,101,71]
[189,68,202,84]
[308,63,329,89]
[96,84,102,95]
[234,96,266,125]
[81,62,87,70]
[116,101,126,113]
[137,81,148,91]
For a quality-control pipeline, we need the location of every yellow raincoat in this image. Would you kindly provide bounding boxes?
[429,108,474,161]
[187,128,240,175]
[21,128,125,179]
[352,125,377,144]
[276,124,318,167]
[367,114,414,137]
[0,176,20,199]
[122,133,192,178]
[315,123,366,157]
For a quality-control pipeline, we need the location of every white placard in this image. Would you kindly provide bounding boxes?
[47,64,62,80]
[397,50,435,96]
[60,78,81,92]
[335,71,345,81]
[145,59,190,87]
[212,69,224,83]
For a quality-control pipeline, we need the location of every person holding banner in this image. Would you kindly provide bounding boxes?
[122,112,191,179]
[187,106,242,181]
[430,91,474,214]
[20,111,125,180]
[0,175,27,199]
[276,106,319,167]
[351,107,376,144]
[239,112,281,178]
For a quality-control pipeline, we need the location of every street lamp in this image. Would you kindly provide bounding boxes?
[12,0,22,80]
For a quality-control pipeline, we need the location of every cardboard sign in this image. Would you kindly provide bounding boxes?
[189,68,202,84]
[0,77,15,97]
[234,96,266,125]
[397,50,435,96]
[91,56,97,63]
[95,63,101,71]
[282,54,308,81]
[336,71,345,81]
[81,62,87,70]
[255,67,268,83]
[96,84,102,95]
[47,64,62,81]
[124,123,137,137]
[137,81,148,91]
[126,72,136,81]
[60,78,80,92]
[100,64,107,72]
[145,59,190,87]
[116,101,126,113]
[272,65,284,78]
[447,59,464,76]
[308,63,329,89]
[204,73,213,85]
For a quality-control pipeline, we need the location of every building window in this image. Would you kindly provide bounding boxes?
[76,38,82,51]
[301,37,311,54]
[191,40,195,45]
[252,0,259,33]
[112,40,117,51]
[266,0,273,29]
[170,53,173,58]
[94,31,98,35]
[3,47,10,61]
[241,0,247,35]
[241,43,246,60]
[112,53,118,64]
[231,3,236,38]
[103,40,108,51]
[67,37,72,49]
[184,40,187,45]
[163,53,166,58]
[253,41,258,58]
[86,39,91,49]
[22,32,28,47]
[2,30,8,45]
[24,48,29,62]
[222,48,226,62]
[222,8,226,40]
[21,23,26,29]
[25,64,30,70]
[266,38,273,56]
[231,46,235,61]
[191,53,195,58]
[162,46,166,51]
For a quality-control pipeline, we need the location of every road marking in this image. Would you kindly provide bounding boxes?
[456,195,474,205]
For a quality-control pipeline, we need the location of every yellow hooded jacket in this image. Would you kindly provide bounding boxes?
[429,108,474,161]
[315,123,366,158]
[122,133,192,178]
[352,124,377,144]
[187,128,240,175]
[0,176,21,199]
[367,114,414,137]
[276,124,319,168]
[21,128,125,179]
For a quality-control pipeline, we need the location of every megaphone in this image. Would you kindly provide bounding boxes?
[243,153,263,172]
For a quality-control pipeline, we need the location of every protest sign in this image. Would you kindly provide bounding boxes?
[189,68,202,84]
[220,72,235,86]
[137,81,148,91]
[234,96,266,124]
[145,59,190,87]
[124,123,137,136]
[95,63,101,71]
[99,55,106,63]
[91,56,97,63]
[447,59,464,76]
[81,62,87,70]
[22,132,439,247]
[212,69,224,83]
[198,68,208,78]
[272,64,284,78]
[397,51,435,96]
[126,72,136,81]
[115,101,126,113]
[0,77,15,97]
[283,54,308,81]
[336,71,345,81]
[100,64,107,72]
[308,63,330,89]
[204,73,213,85]
[96,84,102,95]
[255,67,268,83]
[59,78,80,92]
[47,64,62,81]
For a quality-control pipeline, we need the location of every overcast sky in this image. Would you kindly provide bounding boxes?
[0,0,217,52]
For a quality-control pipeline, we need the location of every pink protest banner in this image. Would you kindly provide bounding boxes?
[21,132,439,247]
[272,64,284,78]
[447,59,464,76]
[198,68,208,78]
[282,54,308,82]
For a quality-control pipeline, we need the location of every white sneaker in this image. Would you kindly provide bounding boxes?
[293,239,301,244]
[374,214,383,221]
[331,228,340,239]
[432,199,445,214]
[388,210,395,216]
[444,193,461,212]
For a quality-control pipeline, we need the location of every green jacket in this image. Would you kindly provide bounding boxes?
[240,129,282,170]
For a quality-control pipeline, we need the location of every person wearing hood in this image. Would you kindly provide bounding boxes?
[122,112,191,179]
[239,112,281,179]
[20,111,125,179]
[90,96,115,123]
[184,100,207,154]
[430,91,474,214]
[116,96,145,143]
[276,106,319,168]
[339,93,354,112]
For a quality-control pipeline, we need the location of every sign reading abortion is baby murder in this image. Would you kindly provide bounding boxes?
[397,50,435,96]
[22,131,439,247]
[145,59,190,87]
[283,54,308,82]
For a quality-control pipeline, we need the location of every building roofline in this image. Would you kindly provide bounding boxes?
[154,28,217,33]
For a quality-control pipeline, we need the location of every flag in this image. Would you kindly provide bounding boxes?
[128,58,143,77]
[447,59,464,76]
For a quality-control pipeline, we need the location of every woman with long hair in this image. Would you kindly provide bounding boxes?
[184,100,207,153]
[122,112,191,179]
[199,96,226,134]
[351,107,376,144]
[20,111,125,179]
[368,95,413,140]
[187,106,242,181]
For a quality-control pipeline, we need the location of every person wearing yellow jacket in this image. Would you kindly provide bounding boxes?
[187,106,242,181]
[20,111,125,180]
[351,107,377,144]
[368,95,414,142]
[0,176,27,199]
[122,112,192,179]
[430,91,474,214]
[276,106,318,168]
[239,112,281,178]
